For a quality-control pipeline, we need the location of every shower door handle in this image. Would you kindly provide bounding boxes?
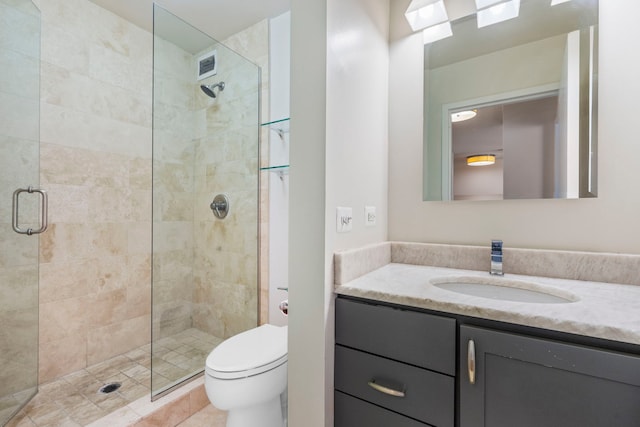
[12,186,48,235]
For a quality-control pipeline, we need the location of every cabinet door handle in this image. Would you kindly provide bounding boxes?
[468,339,476,385]
[367,380,406,398]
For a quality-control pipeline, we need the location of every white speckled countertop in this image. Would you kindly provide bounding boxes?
[334,243,640,346]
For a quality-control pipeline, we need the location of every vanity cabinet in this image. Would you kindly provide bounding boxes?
[334,298,456,427]
[335,297,640,427]
[460,325,640,427]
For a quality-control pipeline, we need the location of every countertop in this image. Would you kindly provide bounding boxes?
[335,263,640,346]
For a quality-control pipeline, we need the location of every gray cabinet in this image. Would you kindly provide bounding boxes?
[336,296,640,427]
[460,325,640,427]
[335,298,456,427]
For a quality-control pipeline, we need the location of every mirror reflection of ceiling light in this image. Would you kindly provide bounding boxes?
[477,0,520,28]
[405,0,449,31]
[550,0,572,5]
[474,0,504,8]
[467,154,496,166]
[423,21,453,44]
[451,110,477,122]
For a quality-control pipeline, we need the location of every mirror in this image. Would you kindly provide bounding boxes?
[423,0,598,201]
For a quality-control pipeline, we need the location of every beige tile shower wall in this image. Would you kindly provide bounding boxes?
[34,0,153,383]
[191,21,268,338]
[152,36,197,339]
[0,0,40,395]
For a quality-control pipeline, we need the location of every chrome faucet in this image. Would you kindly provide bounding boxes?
[490,240,503,276]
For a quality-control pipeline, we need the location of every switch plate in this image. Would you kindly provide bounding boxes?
[336,207,353,233]
[365,206,376,226]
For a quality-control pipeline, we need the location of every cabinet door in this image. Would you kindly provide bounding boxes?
[460,325,640,427]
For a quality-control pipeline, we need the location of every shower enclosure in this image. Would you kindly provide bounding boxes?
[151,5,260,398]
[0,0,41,424]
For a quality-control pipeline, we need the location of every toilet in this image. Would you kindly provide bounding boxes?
[205,324,288,427]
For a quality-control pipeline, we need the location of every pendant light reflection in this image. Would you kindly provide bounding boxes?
[467,154,496,166]
[451,110,477,123]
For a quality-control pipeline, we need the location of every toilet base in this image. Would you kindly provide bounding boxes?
[226,396,283,427]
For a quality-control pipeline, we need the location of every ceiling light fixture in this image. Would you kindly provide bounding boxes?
[405,0,449,31]
[476,0,520,28]
[451,110,477,123]
[423,21,453,44]
[474,0,504,8]
[550,0,572,5]
[467,154,496,166]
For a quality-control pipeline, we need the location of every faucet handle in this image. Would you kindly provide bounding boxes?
[490,239,504,276]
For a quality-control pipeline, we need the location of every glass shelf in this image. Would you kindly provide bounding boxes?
[260,164,289,180]
[261,118,290,138]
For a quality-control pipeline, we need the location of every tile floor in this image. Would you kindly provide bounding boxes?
[4,328,222,427]
[176,404,226,427]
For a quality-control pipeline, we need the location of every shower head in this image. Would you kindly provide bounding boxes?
[200,82,225,98]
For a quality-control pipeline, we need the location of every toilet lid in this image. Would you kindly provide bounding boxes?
[206,324,287,379]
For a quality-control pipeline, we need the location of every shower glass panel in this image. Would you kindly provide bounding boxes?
[151,5,260,398]
[0,0,41,424]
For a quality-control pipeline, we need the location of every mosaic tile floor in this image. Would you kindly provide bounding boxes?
[4,328,222,427]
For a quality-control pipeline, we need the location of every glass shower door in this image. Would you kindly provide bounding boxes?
[151,5,260,399]
[0,0,41,424]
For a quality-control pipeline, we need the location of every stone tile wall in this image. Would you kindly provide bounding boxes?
[33,0,153,382]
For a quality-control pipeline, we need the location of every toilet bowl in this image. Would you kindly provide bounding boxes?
[205,324,288,427]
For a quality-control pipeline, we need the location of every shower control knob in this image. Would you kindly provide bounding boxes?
[210,194,229,219]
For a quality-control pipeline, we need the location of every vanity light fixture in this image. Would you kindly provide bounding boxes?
[476,0,521,28]
[467,154,496,166]
[405,0,449,31]
[550,0,571,5]
[451,109,477,123]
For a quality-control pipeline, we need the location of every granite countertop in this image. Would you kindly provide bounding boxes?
[335,262,640,346]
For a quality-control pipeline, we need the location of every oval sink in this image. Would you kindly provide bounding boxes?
[431,277,577,304]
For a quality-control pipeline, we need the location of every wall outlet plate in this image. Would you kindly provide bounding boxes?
[365,206,376,226]
[336,207,353,233]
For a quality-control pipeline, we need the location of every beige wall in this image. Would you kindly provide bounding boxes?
[289,0,390,425]
[389,0,640,255]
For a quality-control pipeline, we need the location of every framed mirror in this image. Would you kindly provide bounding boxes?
[423,0,598,201]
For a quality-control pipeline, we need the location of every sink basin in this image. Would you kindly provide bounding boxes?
[431,276,577,304]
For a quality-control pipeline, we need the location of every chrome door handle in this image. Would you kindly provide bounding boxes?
[468,339,476,385]
[12,186,48,235]
[367,379,406,398]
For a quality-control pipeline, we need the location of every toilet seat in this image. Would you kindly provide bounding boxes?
[206,324,288,380]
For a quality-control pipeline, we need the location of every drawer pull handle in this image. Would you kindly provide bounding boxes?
[468,339,476,385]
[367,380,406,398]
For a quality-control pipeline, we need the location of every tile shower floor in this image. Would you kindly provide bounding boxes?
[6,328,222,427]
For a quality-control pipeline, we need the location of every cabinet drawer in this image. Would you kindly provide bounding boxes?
[335,345,454,427]
[336,297,456,375]
[335,391,430,427]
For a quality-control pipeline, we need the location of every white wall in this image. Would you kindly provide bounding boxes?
[289,0,389,425]
[389,0,640,255]
[268,12,291,326]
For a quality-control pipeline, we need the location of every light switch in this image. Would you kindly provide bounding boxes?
[336,207,353,233]
[365,206,376,226]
